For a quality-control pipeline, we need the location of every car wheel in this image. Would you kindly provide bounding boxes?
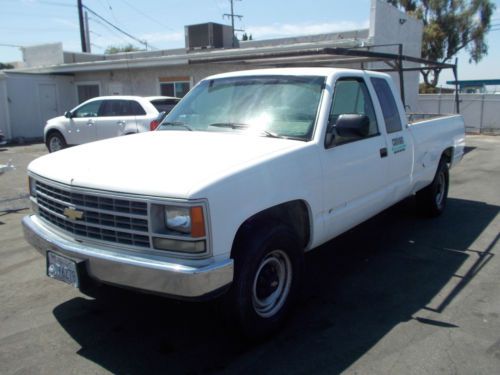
[229,222,304,339]
[46,132,67,153]
[416,157,449,217]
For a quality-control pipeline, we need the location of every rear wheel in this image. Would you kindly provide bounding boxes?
[229,222,304,339]
[46,132,67,153]
[416,158,449,217]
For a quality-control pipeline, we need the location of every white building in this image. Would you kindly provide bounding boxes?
[0,0,423,142]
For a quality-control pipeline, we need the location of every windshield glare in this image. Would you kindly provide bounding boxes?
[158,75,325,141]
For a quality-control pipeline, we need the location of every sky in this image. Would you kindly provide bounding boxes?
[0,0,499,87]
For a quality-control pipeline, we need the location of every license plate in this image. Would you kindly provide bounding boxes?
[47,251,79,287]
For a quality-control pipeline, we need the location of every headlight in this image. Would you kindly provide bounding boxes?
[164,206,191,234]
[164,205,206,237]
[150,203,208,255]
[28,177,37,197]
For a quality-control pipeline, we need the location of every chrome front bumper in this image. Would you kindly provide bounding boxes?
[22,215,234,299]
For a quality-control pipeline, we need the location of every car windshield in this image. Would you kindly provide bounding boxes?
[157,75,325,141]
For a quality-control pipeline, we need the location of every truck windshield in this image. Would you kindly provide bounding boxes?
[157,75,325,141]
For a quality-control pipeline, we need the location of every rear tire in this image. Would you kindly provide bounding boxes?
[46,132,67,153]
[416,158,449,217]
[229,222,304,340]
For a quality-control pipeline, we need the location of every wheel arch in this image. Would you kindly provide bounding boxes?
[45,128,65,144]
[442,146,453,165]
[230,199,312,259]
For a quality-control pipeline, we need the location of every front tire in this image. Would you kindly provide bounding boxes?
[416,158,449,217]
[230,222,304,339]
[46,132,67,153]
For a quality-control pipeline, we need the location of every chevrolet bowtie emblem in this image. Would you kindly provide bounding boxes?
[63,207,84,221]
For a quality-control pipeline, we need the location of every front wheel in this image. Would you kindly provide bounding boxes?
[416,158,449,217]
[46,132,67,153]
[229,223,304,339]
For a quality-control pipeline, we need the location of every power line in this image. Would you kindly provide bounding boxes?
[83,5,156,50]
[89,16,136,46]
[121,0,174,31]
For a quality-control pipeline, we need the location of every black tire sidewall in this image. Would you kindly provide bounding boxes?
[417,158,449,216]
[231,223,303,339]
[47,132,66,153]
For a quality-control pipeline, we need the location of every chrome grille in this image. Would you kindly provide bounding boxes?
[35,180,150,248]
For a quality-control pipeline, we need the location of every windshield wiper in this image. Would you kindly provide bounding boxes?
[208,122,249,129]
[209,122,285,139]
[161,121,193,131]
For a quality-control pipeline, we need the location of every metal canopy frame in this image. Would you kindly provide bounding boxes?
[189,44,460,112]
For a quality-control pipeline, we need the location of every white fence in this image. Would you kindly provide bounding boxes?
[416,94,500,134]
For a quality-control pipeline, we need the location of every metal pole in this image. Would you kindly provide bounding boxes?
[84,11,91,53]
[453,58,460,113]
[78,0,87,52]
[398,44,406,107]
[230,0,235,47]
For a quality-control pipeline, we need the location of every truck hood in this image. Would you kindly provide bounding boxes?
[28,131,306,198]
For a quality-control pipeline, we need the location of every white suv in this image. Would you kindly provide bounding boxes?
[44,95,180,152]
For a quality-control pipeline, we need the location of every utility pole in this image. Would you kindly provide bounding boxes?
[77,0,88,52]
[223,0,243,47]
[84,11,91,53]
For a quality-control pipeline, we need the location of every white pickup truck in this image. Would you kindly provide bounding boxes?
[23,68,465,338]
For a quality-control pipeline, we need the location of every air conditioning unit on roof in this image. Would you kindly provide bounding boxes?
[185,22,235,50]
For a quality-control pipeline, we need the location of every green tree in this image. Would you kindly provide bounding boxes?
[104,44,142,54]
[387,0,496,87]
[0,62,14,69]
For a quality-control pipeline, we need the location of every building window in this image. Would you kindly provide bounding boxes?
[76,83,100,103]
[159,76,191,98]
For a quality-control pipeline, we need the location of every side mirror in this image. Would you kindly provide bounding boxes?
[325,114,370,148]
[64,111,73,119]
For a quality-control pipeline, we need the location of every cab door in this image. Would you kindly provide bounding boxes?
[321,76,390,240]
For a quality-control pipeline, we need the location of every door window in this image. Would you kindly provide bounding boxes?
[129,101,147,115]
[73,100,102,118]
[329,78,379,145]
[99,100,138,117]
[370,77,403,133]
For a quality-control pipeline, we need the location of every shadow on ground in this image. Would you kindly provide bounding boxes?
[52,197,498,374]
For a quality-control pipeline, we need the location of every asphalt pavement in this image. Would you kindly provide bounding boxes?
[0,136,499,374]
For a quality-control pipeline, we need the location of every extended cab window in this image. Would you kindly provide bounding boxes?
[73,100,102,118]
[329,78,378,145]
[370,77,403,133]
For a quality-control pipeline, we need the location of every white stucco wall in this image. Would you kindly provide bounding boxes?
[0,76,10,139]
[6,73,75,140]
[22,43,65,68]
[73,63,250,98]
[369,0,423,110]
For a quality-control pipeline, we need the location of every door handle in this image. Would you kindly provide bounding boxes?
[87,120,94,126]
[117,121,125,126]
[380,148,388,158]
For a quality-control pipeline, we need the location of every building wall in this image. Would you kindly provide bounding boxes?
[0,77,10,139]
[369,0,423,110]
[5,73,75,140]
[73,63,248,98]
[22,43,65,68]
